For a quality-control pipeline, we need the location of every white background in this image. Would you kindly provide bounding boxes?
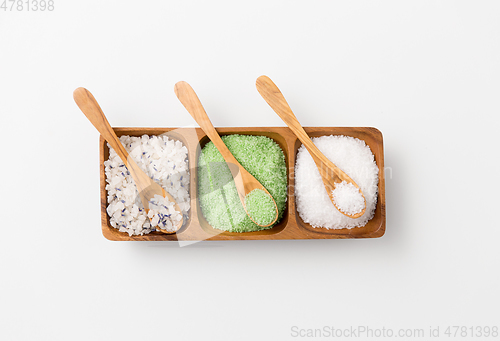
[1,1,499,340]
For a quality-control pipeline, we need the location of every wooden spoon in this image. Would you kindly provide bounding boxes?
[256,76,366,219]
[174,81,279,227]
[73,87,184,233]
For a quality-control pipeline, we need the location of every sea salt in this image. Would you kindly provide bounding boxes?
[198,134,287,232]
[104,135,190,236]
[244,189,276,226]
[295,135,378,229]
[147,194,183,233]
[331,181,365,215]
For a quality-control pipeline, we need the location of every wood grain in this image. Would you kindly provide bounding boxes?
[99,127,386,241]
[256,75,366,218]
[73,87,183,233]
[174,81,278,227]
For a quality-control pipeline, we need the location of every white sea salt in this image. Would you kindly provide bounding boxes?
[331,181,365,215]
[104,135,190,236]
[295,135,378,229]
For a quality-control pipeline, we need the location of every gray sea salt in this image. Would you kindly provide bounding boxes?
[147,194,183,233]
[104,135,190,236]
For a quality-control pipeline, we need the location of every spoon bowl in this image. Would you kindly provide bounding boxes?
[73,87,184,233]
[174,81,279,227]
[255,76,366,219]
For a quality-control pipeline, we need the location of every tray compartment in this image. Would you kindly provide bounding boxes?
[291,127,386,238]
[99,128,195,241]
[194,128,291,238]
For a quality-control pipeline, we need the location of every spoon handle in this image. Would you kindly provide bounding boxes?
[174,81,240,169]
[256,76,343,180]
[73,87,151,187]
[73,88,130,161]
[256,76,320,155]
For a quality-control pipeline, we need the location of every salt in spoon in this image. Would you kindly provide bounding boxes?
[256,76,366,218]
[73,87,184,233]
[174,81,279,227]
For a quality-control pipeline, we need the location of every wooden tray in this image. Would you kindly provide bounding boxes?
[99,127,385,241]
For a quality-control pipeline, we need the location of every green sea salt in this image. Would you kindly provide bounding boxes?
[244,189,277,226]
[198,134,287,232]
